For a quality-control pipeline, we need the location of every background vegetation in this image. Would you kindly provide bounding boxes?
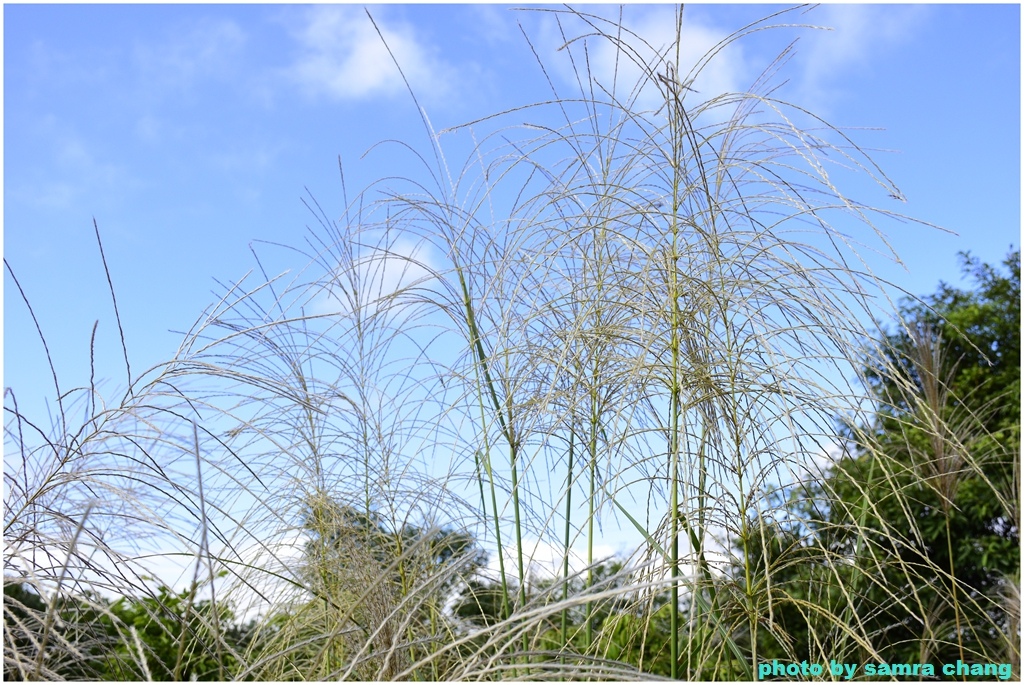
[5,6,1019,680]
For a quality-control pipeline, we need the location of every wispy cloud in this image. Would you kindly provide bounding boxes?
[313,235,441,319]
[532,6,749,115]
[529,5,926,121]
[285,6,455,103]
[132,17,247,95]
[795,4,927,112]
[8,121,138,211]
[473,538,619,586]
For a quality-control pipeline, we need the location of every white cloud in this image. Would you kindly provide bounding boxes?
[796,5,927,111]
[474,535,735,601]
[467,5,520,49]
[214,531,309,620]
[9,126,139,211]
[208,142,282,174]
[521,539,620,580]
[472,539,621,592]
[527,5,927,124]
[133,17,246,94]
[286,6,455,102]
[313,235,440,318]
[533,6,748,116]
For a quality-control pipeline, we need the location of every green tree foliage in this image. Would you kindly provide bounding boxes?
[3,581,57,680]
[244,493,487,680]
[740,250,1020,675]
[300,496,485,600]
[3,579,252,681]
[453,578,509,628]
[840,250,1018,664]
[95,583,249,681]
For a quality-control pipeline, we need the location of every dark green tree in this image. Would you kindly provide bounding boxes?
[728,250,1020,676]
[95,583,247,681]
[299,497,485,600]
[4,579,252,681]
[245,493,487,680]
[4,580,56,680]
[826,250,1018,670]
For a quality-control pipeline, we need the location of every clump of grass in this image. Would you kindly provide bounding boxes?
[6,5,1015,681]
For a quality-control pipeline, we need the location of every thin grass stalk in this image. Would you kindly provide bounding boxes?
[454,251,534,672]
[32,502,93,681]
[944,514,966,671]
[562,429,575,655]
[586,364,600,654]
[129,626,153,681]
[665,72,685,685]
[830,442,879,663]
[173,580,198,681]
[463,274,526,624]
[456,264,511,622]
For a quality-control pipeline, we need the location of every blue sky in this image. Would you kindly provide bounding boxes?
[3,4,1021,577]
[4,4,1020,422]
